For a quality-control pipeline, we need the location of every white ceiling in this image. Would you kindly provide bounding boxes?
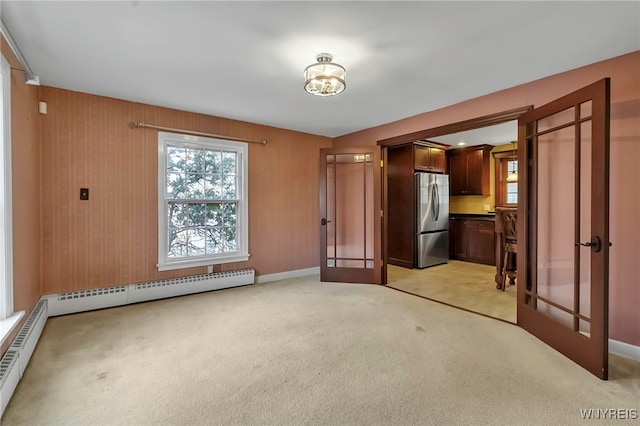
[2,1,639,138]
[429,120,517,147]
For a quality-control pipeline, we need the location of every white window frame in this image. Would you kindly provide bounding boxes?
[1,53,23,344]
[157,132,249,271]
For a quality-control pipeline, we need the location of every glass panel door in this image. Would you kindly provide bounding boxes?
[320,148,382,284]
[517,79,610,379]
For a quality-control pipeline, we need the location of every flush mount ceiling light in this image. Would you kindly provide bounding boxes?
[304,53,346,96]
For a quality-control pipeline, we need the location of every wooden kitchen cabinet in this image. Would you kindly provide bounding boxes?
[447,145,493,195]
[414,145,446,173]
[449,216,496,265]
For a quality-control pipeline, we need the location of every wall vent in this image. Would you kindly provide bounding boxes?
[0,349,21,415]
[10,299,48,376]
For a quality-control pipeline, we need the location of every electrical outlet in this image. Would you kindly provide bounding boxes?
[80,188,89,200]
[483,204,490,211]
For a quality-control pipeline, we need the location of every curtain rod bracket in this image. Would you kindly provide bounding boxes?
[131,121,267,145]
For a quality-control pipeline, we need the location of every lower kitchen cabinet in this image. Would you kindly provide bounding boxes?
[449,216,496,266]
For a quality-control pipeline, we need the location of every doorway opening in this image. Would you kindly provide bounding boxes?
[378,107,531,323]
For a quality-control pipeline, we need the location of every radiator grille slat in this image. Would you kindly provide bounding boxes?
[0,350,18,387]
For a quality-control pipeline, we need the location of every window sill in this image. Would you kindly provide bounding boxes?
[157,254,250,271]
[0,311,25,346]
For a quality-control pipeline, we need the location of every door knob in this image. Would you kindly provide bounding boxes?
[321,218,332,226]
[575,236,602,253]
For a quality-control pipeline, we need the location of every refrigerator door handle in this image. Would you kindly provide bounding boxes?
[433,183,440,221]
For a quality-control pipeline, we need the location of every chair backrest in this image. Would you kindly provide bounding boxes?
[495,207,517,242]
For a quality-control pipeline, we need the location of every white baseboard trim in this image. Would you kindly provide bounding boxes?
[609,339,640,361]
[255,267,320,284]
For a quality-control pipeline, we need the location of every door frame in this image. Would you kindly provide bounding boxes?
[377,106,533,278]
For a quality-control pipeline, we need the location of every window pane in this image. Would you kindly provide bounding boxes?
[205,150,222,174]
[167,146,186,172]
[206,227,224,253]
[222,175,237,199]
[223,203,237,226]
[188,203,206,226]
[204,174,222,199]
[507,160,518,173]
[188,228,206,256]
[185,174,205,198]
[168,229,188,257]
[206,204,223,226]
[222,152,237,174]
[506,182,518,204]
[166,173,185,198]
[186,148,205,173]
[224,227,237,251]
[168,203,187,228]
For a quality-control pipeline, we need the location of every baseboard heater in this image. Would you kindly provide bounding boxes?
[46,269,255,317]
[1,299,48,415]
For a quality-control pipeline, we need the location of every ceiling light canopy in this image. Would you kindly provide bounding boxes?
[304,53,346,97]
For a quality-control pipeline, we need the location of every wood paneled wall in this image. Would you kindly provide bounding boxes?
[1,36,42,355]
[334,51,640,346]
[39,87,331,294]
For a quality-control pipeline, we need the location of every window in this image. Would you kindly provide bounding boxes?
[1,53,23,343]
[494,151,518,207]
[504,160,518,204]
[157,132,249,271]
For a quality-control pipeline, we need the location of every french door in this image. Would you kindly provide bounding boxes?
[319,147,383,284]
[517,79,610,379]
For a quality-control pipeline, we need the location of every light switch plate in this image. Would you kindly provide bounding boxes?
[483,204,490,211]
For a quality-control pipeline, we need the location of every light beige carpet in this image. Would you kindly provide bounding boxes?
[2,275,639,425]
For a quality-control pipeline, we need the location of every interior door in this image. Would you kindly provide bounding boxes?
[319,147,383,284]
[517,78,610,379]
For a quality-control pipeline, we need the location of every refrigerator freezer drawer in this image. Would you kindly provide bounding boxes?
[416,231,449,268]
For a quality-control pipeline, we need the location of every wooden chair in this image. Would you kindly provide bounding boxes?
[495,207,517,291]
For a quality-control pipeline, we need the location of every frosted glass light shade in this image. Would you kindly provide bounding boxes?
[304,53,346,96]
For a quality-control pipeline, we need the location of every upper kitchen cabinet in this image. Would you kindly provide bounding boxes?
[447,144,493,195]
[414,144,446,173]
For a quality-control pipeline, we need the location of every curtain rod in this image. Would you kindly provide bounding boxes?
[132,121,267,145]
[0,18,39,85]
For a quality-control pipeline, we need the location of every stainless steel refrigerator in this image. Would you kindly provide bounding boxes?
[415,172,449,268]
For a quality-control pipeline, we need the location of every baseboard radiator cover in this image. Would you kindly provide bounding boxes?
[0,349,20,416]
[45,268,255,316]
[9,299,48,376]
